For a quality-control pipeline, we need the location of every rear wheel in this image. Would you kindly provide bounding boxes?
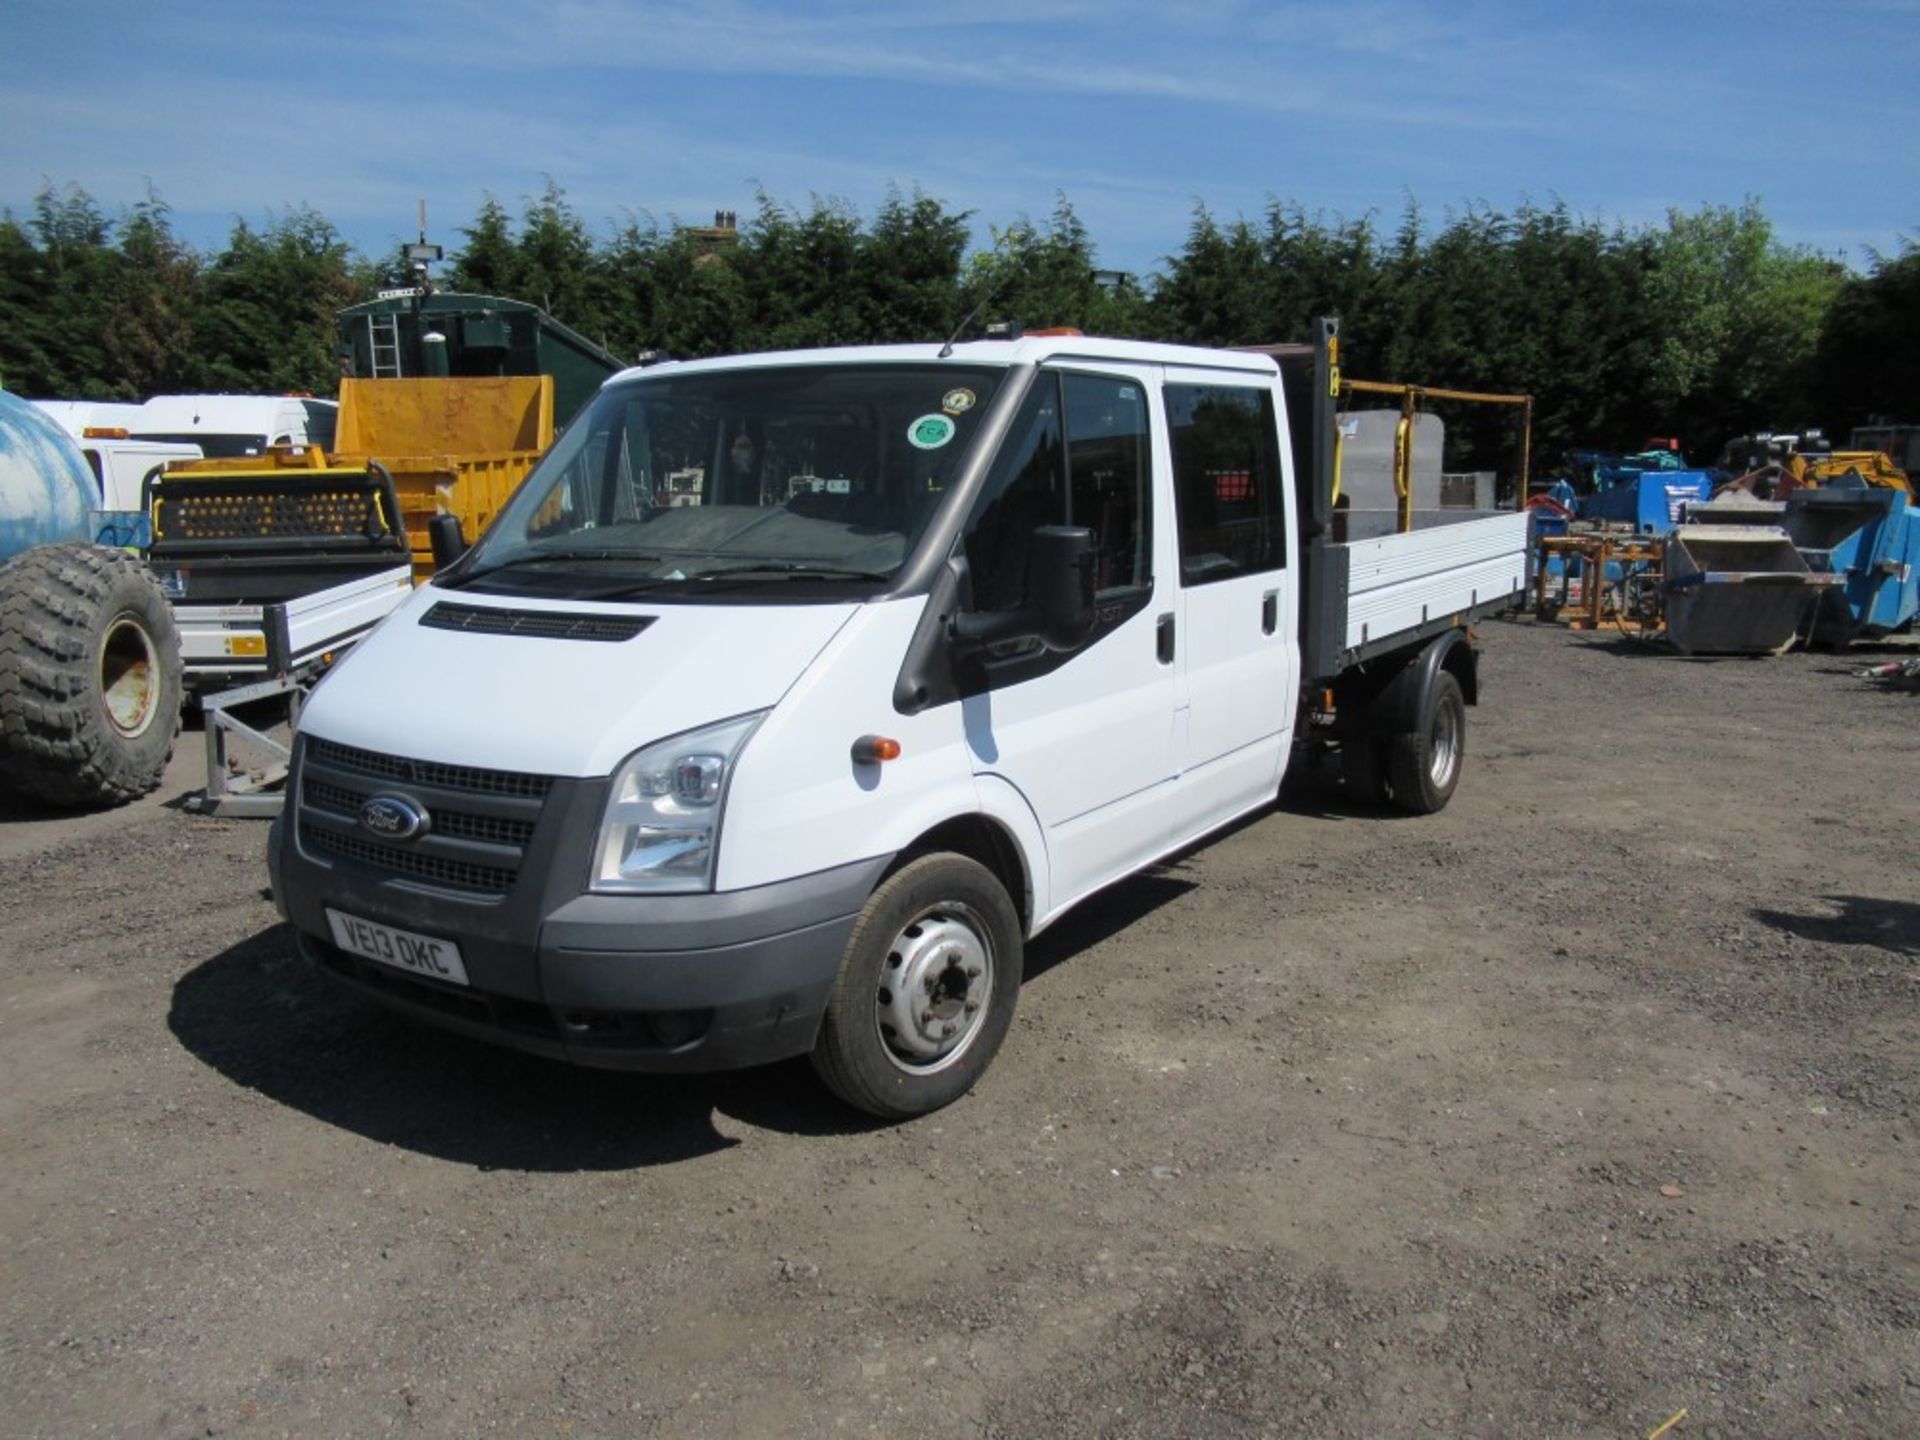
[811,853,1023,1119]
[0,543,183,808]
[1388,671,1465,815]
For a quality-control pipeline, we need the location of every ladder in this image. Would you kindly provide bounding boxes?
[368,312,403,378]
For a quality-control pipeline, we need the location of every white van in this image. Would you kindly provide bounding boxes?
[130,394,337,456]
[75,435,203,512]
[31,399,148,437]
[268,322,1527,1117]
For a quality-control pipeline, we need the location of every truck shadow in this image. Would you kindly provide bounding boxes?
[167,923,891,1171]
[1751,895,1920,958]
[1022,871,1198,984]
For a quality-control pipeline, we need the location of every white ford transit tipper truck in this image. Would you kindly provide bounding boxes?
[268,319,1529,1117]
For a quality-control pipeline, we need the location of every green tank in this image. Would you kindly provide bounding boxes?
[337,291,626,424]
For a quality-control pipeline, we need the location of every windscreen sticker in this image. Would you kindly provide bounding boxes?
[908,413,957,450]
[941,387,977,416]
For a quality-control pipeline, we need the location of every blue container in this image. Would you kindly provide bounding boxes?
[1786,482,1920,644]
[90,509,153,551]
[1576,470,1716,533]
[0,390,95,564]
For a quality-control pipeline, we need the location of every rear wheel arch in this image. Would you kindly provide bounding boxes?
[1441,636,1479,706]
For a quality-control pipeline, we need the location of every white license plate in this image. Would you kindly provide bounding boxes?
[326,908,469,987]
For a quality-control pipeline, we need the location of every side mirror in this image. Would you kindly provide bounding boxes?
[428,513,468,570]
[1027,525,1096,651]
[951,525,1096,654]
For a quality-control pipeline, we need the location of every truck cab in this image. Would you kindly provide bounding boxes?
[270,329,1524,1117]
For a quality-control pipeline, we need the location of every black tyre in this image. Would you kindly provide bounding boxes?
[811,853,1023,1119]
[0,543,183,808]
[1387,671,1465,815]
[1341,736,1391,805]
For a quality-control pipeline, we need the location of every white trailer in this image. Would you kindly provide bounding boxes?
[268,319,1526,1115]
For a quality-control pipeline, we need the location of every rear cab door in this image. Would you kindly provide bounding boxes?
[1161,363,1299,827]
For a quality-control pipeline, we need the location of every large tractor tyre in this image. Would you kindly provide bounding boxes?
[1387,671,1466,816]
[811,853,1024,1120]
[0,543,184,808]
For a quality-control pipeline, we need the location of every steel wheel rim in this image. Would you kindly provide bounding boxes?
[1429,699,1460,789]
[874,900,994,1075]
[100,616,160,739]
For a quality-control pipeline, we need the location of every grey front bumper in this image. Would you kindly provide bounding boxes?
[271,805,889,1073]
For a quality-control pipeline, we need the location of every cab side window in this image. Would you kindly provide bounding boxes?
[1064,373,1151,595]
[1165,383,1285,583]
[963,371,1152,611]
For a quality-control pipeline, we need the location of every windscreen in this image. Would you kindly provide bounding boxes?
[456,363,1006,598]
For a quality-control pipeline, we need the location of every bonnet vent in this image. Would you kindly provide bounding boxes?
[419,602,652,642]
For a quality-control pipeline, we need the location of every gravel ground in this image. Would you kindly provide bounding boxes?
[1,617,1915,1439]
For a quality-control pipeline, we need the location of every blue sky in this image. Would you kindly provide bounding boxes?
[5,0,1916,277]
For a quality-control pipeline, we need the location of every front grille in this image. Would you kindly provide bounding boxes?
[306,737,551,799]
[304,778,537,849]
[301,824,518,895]
[420,602,652,643]
[297,737,553,896]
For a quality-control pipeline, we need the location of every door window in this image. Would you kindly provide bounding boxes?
[1165,383,1286,584]
[964,371,1152,610]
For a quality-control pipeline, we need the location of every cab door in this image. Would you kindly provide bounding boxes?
[956,363,1180,911]
[1162,367,1298,829]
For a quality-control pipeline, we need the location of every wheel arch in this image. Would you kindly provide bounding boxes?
[886,806,1038,934]
[1343,626,1476,737]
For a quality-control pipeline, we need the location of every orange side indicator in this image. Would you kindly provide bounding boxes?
[851,735,903,764]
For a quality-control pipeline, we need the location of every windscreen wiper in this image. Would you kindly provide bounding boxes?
[440,549,665,587]
[693,562,894,583]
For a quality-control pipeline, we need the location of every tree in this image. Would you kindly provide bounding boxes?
[191,208,364,394]
[449,195,518,295]
[21,185,121,394]
[1150,206,1270,345]
[962,196,1146,339]
[101,191,200,396]
[736,191,869,348]
[1639,202,1841,455]
[861,187,971,341]
[1811,239,1919,441]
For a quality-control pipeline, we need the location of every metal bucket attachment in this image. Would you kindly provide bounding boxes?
[1660,524,1837,655]
[1782,484,1918,645]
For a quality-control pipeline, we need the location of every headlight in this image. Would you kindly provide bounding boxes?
[590,713,764,893]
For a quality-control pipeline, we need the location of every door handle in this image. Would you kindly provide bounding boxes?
[1262,589,1278,635]
[1156,612,1176,664]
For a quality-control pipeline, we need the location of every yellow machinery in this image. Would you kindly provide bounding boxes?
[1783,449,1912,497]
[1718,432,1913,500]
[333,375,554,579]
[162,374,555,582]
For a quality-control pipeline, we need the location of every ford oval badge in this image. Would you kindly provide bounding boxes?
[359,793,430,843]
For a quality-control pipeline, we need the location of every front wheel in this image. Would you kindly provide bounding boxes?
[811,853,1023,1119]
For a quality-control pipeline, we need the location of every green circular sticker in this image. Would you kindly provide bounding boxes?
[908,413,957,450]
